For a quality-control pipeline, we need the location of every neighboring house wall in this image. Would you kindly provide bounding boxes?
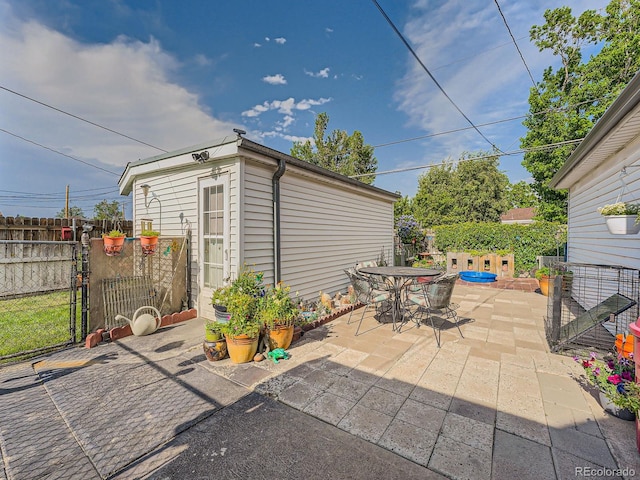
[565,138,640,268]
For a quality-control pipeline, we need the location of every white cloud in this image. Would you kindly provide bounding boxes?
[325,27,333,34]
[194,53,212,66]
[262,73,287,85]
[0,17,237,170]
[253,42,262,48]
[241,97,331,118]
[274,37,286,44]
[304,67,330,78]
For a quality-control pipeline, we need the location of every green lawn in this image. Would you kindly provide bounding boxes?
[0,291,83,360]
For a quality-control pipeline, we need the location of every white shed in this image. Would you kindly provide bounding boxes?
[118,135,399,320]
[550,71,640,268]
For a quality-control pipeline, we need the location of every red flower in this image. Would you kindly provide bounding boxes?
[607,374,622,385]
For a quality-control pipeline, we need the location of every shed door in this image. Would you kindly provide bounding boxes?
[199,176,229,320]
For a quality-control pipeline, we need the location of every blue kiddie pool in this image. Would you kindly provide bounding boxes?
[459,271,497,283]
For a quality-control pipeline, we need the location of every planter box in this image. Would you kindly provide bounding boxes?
[604,215,640,235]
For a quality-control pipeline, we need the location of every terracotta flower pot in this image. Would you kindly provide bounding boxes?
[140,235,159,255]
[103,236,125,256]
[267,324,294,350]
[224,334,259,364]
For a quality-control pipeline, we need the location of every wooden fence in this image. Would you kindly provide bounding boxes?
[0,216,133,241]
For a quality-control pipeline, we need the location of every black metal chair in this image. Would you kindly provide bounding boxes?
[405,272,463,346]
[344,268,392,335]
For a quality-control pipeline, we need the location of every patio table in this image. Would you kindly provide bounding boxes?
[358,266,442,331]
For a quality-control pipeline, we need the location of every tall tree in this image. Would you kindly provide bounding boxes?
[55,206,84,218]
[413,152,510,226]
[521,1,640,221]
[290,112,377,184]
[505,181,539,209]
[93,200,123,220]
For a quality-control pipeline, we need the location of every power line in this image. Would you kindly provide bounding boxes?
[0,127,121,176]
[493,0,536,88]
[372,95,613,149]
[351,138,584,178]
[371,0,502,153]
[0,85,168,153]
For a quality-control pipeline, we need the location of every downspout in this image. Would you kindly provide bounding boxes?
[272,158,286,283]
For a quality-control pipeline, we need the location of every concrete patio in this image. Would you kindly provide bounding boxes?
[1,283,639,479]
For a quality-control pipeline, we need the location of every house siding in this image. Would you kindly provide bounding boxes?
[566,137,640,269]
[132,156,240,320]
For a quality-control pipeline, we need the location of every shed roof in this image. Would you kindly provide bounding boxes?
[119,135,400,200]
[550,71,640,190]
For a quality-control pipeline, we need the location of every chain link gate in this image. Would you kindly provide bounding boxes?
[0,240,85,361]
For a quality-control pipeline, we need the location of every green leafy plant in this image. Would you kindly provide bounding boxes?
[258,282,301,328]
[575,351,640,413]
[205,321,224,341]
[140,229,160,237]
[598,202,640,216]
[534,267,550,280]
[103,229,125,238]
[219,291,261,338]
[211,266,265,338]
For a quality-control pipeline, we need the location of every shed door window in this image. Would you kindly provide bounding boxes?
[203,184,225,288]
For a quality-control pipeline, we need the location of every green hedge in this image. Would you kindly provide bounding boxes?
[433,222,567,275]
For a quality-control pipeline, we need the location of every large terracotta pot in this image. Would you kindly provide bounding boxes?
[224,334,259,364]
[538,275,551,296]
[268,324,294,350]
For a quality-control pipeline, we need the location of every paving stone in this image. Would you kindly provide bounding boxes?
[492,430,555,480]
[326,375,371,402]
[429,434,491,480]
[337,403,393,443]
[395,398,446,431]
[496,411,551,446]
[378,417,438,467]
[441,412,493,453]
[358,385,406,416]
[549,426,617,469]
[303,392,355,426]
[552,448,624,480]
[449,396,496,426]
[278,380,322,410]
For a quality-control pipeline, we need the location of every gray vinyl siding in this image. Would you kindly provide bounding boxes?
[279,167,394,300]
[242,161,275,283]
[566,138,640,269]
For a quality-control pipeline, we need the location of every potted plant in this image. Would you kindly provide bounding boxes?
[203,321,227,361]
[258,282,301,350]
[139,229,160,255]
[102,229,126,256]
[575,351,640,420]
[211,267,264,322]
[535,267,551,296]
[219,291,262,363]
[598,202,640,235]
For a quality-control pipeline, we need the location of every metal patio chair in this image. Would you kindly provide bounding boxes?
[405,272,463,346]
[344,268,392,336]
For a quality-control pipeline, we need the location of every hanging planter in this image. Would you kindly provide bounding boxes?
[102,230,126,256]
[598,202,640,235]
[139,230,160,255]
[604,215,640,235]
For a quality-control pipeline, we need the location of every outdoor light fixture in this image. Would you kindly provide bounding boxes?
[192,150,209,163]
[233,128,246,136]
[140,184,150,200]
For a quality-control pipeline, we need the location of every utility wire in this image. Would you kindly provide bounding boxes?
[373,95,613,149]
[0,127,121,176]
[371,0,502,153]
[351,138,584,178]
[0,85,168,153]
[493,0,536,88]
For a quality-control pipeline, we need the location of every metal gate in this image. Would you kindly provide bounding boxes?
[0,240,83,361]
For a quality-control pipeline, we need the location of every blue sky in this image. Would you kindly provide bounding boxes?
[0,0,609,218]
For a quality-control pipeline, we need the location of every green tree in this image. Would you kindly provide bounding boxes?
[93,200,123,220]
[290,112,377,184]
[521,1,640,221]
[413,151,510,226]
[55,206,84,218]
[393,193,413,220]
[505,181,539,209]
